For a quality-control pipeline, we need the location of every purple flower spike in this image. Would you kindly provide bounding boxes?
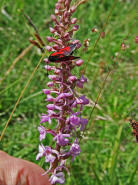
[37,1,89,184]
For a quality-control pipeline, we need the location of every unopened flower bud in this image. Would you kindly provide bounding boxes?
[55,9,59,15]
[71,18,77,24]
[58,0,64,3]
[51,14,58,24]
[48,75,58,81]
[63,11,68,18]
[68,76,77,83]
[53,44,60,50]
[75,59,84,66]
[47,81,54,87]
[55,3,61,9]
[46,36,54,42]
[45,65,52,71]
[121,43,126,50]
[44,58,49,63]
[65,0,71,8]
[43,89,51,94]
[64,32,70,38]
[45,46,53,52]
[54,69,61,74]
[70,6,76,13]
[47,104,55,110]
[49,27,55,33]
[100,32,105,38]
[73,25,79,31]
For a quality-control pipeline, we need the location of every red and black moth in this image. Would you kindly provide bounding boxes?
[48,44,80,62]
[129,119,138,142]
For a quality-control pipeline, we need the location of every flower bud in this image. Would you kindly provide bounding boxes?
[46,95,54,102]
[44,65,52,71]
[53,44,60,50]
[55,9,59,15]
[44,58,49,63]
[121,43,126,50]
[70,6,76,13]
[47,81,54,87]
[73,25,79,31]
[71,18,77,24]
[55,3,61,9]
[75,59,84,66]
[54,69,61,74]
[47,104,55,110]
[46,36,54,42]
[45,45,53,51]
[51,14,57,22]
[49,27,55,33]
[48,75,58,81]
[68,76,77,83]
[58,0,64,3]
[43,89,51,94]
[64,32,70,38]
[63,11,68,18]
[100,31,105,38]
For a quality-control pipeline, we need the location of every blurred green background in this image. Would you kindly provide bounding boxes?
[0,0,138,184]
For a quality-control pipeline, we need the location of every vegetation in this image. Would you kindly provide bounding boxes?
[0,0,137,184]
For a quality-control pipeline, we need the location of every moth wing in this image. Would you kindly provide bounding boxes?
[59,44,77,56]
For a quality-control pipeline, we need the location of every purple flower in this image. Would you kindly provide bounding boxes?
[70,139,81,160]
[80,95,89,105]
[76,75,87,88]
[45,146,56,163]
[68,75,77,83]
[36,144,46,160]
[47,104,62,111]
[50,172,65,184]
[80,75,87,83]
[55,92,73,102]
[42,89,51,94]
[36,145,59,163]
[40,114,51,124]
[46,94,54,102]
[54,132,70,146]
[69,114,80,126]
[38,126,46,141]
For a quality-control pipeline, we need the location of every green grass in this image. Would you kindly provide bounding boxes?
[0,0,138,184]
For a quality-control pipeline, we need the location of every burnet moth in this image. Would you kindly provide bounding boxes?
[48,44,80,63]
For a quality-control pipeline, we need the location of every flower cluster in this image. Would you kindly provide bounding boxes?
[37,0,89,184]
